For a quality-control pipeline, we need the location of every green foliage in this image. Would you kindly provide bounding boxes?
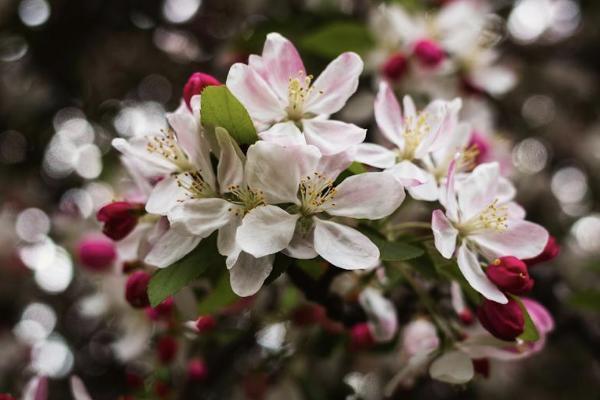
[297,259,327,279]
[365,231,424,262]
[200,86,258,145]
[513,296,540,342]
[301,21,374,58]
[197,272,239,315]
[568,290,600,311]
[148,234,223,307]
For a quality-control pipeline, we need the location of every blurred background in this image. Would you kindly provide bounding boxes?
[0,0,598,398]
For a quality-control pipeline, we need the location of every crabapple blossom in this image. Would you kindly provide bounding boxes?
[358,287,398,343]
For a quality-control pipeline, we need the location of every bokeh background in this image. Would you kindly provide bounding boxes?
[0,0,598,398]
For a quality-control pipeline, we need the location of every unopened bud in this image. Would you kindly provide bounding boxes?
[77,236,116,272]
[97,201,144,241]
[486,256,534,295]
[413,39,445,68]
[125,271,151,309]
[477,298,524,341]
[183,72,221,110]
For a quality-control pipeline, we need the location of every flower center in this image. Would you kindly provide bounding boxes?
[176,170,215,199]
[398,113,434,160]
[286,73,317,121]
[225,185,265,215]
[147,129,194,171]
[431,144,479,181]
[460,199,508,234]
[298,172,337,215]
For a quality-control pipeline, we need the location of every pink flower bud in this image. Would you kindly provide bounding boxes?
[77,236,116,272]
[97,201,144,241]
[156,336,178,364]
[183,72,221,110]
[381,52,408,82]
[349,323,375,350]
[477,298,524,341]
[486,256,534,295]
[195,315,217,332]
[524,235,560,266]
[187,358,208,382]
[145,296,174,321]
[459,309,475,325]
[125,271,151,309]
[402,319,439,357]
[412,39,445,68]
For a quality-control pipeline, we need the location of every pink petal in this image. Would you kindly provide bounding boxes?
[457,162,500,221]
[303,119,366,156]
[472,219,549,260]
[431,209,458,259]
[261,33,306,101]
[374,81,404,148]
[457,242,508,303]
[353,142,396,169]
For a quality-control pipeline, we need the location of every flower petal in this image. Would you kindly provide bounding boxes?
[471,220,549,260]
[112,137,174,176]
[429,351,474,384]
[261,33,306,101]
[432,209,458,259]
[258,121,306,146]
[313,219,379,270]
[303,119,366,156]
[145,175,182,215]
[229,253,274,297]
[327,172,404,219]
[457,242,508,303]
[457,162,500,221]
[216,127,245,191]
[236,205,299,258]
[245,141,320,204]
[374,81,404,148]
[144,228,202,268]
[305,52,364,115]
[284,228,318,259]
[353,143,396,169]
[389,161,438,201]
[168,198,235,237]
[217,214,242,259]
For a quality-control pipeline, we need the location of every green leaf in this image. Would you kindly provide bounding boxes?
[197,272,239,315]
[347,161,367,175]
[513,296,540,342]
[200,86,258,145]
[365,232,424,262]
[148,234,223,307]
[301,22,374,58]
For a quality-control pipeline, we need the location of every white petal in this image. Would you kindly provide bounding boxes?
[414,101,448,159]
[226,63,286,124]
[457,242,507,303]
[216,127,245,191]
[443,157,459,221]
[236,205,299,258]
[168,198,235,237]
[284,228,318,259]
[261,33,306,101]
[245,141,320,204]
[258,121,306,146]
[353,143,396,169]
[472,220,549,260]
[389,161,438,201]
[429,351,474,384]
[217,214,242,258]
[313,219,379,270]
[457,162,500,221]
[316,151,354,180]
[145,175,183,215]
[167,106,212,177]
[374,81,404,148]
[112,137,174,176]
[144,228,202,268]
[229,253,274,297]
[302,119,366,156]
[70,376,93,400]
[431,209,458,259]
[403,95,417,122]
[327,172,404,219]
[470,66,516,96]
[359,287,398,342]
[305,52,364,115]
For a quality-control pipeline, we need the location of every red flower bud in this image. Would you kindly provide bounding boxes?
[187,358,208,382]
[349,323,375,350]
[0,394,15,400]
[381,52,408,82]
[524,236,560,266]
[486,256,534,295]
[477,298,524,341]
[458,309,475,325]
[156,336,178,364]
[125,271,151,309]
[97,201,143,241]
[183,72,221,110]
[145,296,174,321]
[77,236,116,272]
[195,315,217,332]
[413,39,445,68]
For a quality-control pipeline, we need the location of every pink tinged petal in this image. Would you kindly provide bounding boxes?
[497,177,517,204]
[145,175,182,215]
[389,161,438,201]
[353,143,396,169]
[313,219,379,270]
[316,151,354,180]
[112,137,174,175]
[457,333,532,361]
[248,54,267,80]
[228,253,274,297]
[245,141,320,204]
[522,297,554,334]
[226,63,286,123]
[327,172,405,219]
[304,52,364,115]
[284,228,318,259]
[216,127,245,191]
[457,162,500,221]
[359,288,398,342]
[261,33,306,101]
[166,106,202,163]
[414,101,449,159]
[457,242,508,303]
[432,209,458,259]
[429,351,474,384]
[403,95,417,122]
[471,220,549,260]
[302,119,366,156]
[168,198,235,237]
[70,376,93,400]
[236,205,299,258]
[374,81,405,148]
[444,157,459,221]
[506,202,526,220]
[258,121,306,146]
[144,228,202,268]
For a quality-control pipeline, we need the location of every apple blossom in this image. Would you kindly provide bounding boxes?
[358,287,398,343]
[226,33,366,155]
